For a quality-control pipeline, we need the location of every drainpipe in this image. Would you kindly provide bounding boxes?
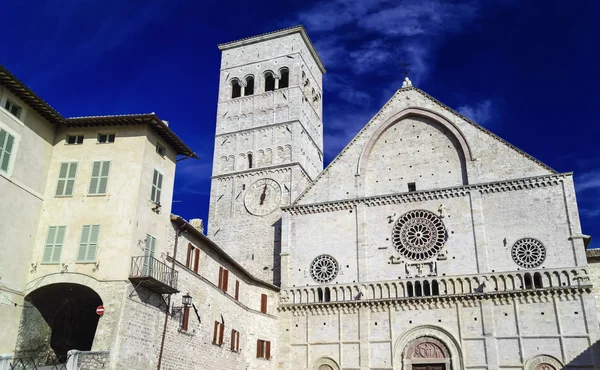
[157,223,186,370]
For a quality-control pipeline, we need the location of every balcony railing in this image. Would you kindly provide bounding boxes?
[129,256,179,294]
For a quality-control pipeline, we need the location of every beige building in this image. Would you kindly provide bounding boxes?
[1,25,600,370]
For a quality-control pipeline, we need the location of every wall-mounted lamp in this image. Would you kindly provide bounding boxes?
[182,293,192,307]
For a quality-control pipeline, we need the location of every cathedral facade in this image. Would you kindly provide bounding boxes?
[209,26,599,370]
[1,25,598,370]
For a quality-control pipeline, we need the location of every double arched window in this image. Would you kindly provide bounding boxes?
[231,67,291,98]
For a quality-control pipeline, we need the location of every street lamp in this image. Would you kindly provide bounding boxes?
[182,293,192,307]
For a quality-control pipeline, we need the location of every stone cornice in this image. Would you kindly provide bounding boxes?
[212,162,312,181]
[284,172,571,215]
[278,286,592,314]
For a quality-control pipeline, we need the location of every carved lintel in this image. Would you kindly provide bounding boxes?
[405,262,437,278]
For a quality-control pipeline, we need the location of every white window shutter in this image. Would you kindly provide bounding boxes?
[65,163,78,196]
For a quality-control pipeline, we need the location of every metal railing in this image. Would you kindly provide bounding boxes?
[129,255,178,291]
[5,354,68,370]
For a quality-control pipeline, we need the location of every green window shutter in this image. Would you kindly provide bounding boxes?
[89,161,110,194]
[98,161,111,194]
[151,170,163,203]
[0,129,15,173]
[87,225,100,261]
[145,234,156,257]
[43,227,57,263]
[56,162,78,196]
[43,226,66,263]
[89,162,101,194]
[78,225,90,261]
[78,225,100,262]
[52,227,66,263]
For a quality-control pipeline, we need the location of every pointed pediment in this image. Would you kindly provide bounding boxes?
[292,87,555,206]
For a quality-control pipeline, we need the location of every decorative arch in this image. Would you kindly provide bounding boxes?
[357,107,473,176]
[393,325,463,370]
[524,354,563,370]
[311,357,340,370]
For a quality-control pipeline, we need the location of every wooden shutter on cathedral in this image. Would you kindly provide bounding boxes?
[219,321,224,345]
[182,306,190,331]
[231,330,235,351]
[218,267,223,289]
[235,280,239,300]
[256,339,262,358]
[213,321,219,344]
[223,269,229,291]
[265,341,271,359]
[193,248,200,273]
[260,294,267,313]
[236,331,240,352]
[186,243,192,267]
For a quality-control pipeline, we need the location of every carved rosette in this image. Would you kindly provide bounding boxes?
[393,210,447,261]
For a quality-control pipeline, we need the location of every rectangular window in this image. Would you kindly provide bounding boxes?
[42,226,66,264]
[186,243,199,273]
[4,99,22,119]
[156,143,166,156]
[97,133,115,144]
[66,135,84,145]
[0,129,15,174]
[218,267,229,292]
[260,294,267,313]
[77,225,100,262]
[55,162,78,196]
[256,339,271,359]
[151,169,163,203]
[408,182,416,192]
[213,321,224,345]
[231,329,240,352]
[88,161,111,195]
[235,280,240,301]
[182,306,190,331]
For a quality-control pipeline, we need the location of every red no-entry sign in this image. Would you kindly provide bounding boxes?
[96,306,105,316]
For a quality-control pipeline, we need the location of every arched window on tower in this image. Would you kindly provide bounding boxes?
[407,282,414,297]
[248,153,253,169]
[279,68,289,89]
[264,72,275,92]
[231,79,241,98]
[317,288,323,302]
[524,273,533,290]
[244,76,254,96]
[432,280,440,295]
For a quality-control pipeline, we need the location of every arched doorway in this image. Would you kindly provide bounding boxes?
[15,283,102,361]
[404,337,451,370]
[312,357,340,370]
[394,326,463,370]
[525,355,563,370]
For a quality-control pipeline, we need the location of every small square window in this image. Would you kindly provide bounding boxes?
[97,133,115,144]
[408,182,416,192]
[156,143,166,156]
[66,135,84,145]
[4,100,22,119]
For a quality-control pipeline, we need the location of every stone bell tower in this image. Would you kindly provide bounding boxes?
[207,26,326,283]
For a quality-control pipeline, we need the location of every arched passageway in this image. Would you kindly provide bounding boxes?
[17,283,102,360]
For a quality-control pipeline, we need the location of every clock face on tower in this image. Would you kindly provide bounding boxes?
[244,178,282,216]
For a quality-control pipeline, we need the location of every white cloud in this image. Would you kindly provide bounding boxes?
[457,100,494,126]
[576,170,600,193]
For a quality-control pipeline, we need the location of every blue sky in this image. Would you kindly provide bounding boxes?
[2,1,599,247]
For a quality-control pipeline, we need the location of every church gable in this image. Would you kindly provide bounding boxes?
[293,86,555,206]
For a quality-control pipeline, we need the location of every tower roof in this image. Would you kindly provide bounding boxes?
[217,25,326,74]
